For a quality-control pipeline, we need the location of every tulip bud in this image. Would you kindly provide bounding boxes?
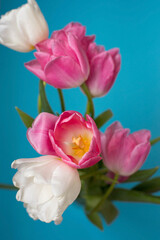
[0,0,49,52]
[101,121,151,177]
[85,43,121,97]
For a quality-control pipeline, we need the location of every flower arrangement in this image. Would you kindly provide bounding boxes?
[0,0,160,230]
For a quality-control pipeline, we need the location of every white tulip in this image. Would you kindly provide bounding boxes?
[11,155,81,224]
[0,0,49,52]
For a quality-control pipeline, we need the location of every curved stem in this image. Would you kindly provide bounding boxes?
[0,184,17,191]
[150,137,160,146]
[81,83,94,118]
[89,174,119,215]
[57,89,65,112]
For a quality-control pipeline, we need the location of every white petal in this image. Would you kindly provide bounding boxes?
[11,155,59,169]
[51,162,81,198]
[0,0,48,52]
[16,183,53,204]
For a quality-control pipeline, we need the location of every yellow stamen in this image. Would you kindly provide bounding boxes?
[71,135,91,160]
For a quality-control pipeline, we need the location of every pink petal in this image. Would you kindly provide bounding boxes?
[107,48,119,57]
[87,42,105,60]
[86,52,115,97]
[68,33,90,78]
[81,35,95,51]
[25,60,46,81]
[107,48,121,73]
[49,129,72,162]
[104,121,123,137]
[104,128,130,173]
[35,39,54,54]
[79,136,101,166]
[51,35,77,62]
[27,113,58,155]
[101,121,123,160]
[77,156,102,169]
[131,130,151,145]
[44,56,85,88]
[86,114,101,152]
[122,142,151,176]
[63,22,86,40]
[51,30,67,42]
[34,52,51,69]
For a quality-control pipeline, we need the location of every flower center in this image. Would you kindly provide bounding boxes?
[71,135,91,160]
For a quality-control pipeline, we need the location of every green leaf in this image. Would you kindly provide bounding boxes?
[95,110,113,129]
[109,188,160,204]
[124,167,159,183]
[85,195,104,230]
[15,107,34,128]
[86,211,103,230]
[39,80,54,114]
[150,137,160,146]
[133,177,160,193]
[85,194,102,208]
[100,200,119,225]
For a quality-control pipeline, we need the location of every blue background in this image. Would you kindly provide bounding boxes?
[0,0,160,239]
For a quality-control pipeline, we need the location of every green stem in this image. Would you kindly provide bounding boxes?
[81,83,94,118]
[38,94,42,114]
[95,175,118,183]
[89,174,119,215]
[57,89,65,112]
[0,184,17,191]
[150,137,160,146]
[80,168,108,180]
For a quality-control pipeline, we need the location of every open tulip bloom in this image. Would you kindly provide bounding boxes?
[1,0,160,231]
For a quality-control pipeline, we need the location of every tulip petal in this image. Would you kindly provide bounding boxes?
[87,42,105,59]
[63,22,86,39]
[104,128,130,173]
[45,56,85,88]
[101,121,123,157]
[0,8,29,52]
[25,59,46,81]
[86,52,115,97]
[132,130,151,144]
[16,183,53,204]
[36,38,54,53]
[27,112,58,155]
[123,142,151,176]
[34,51,51,69]
[68,33,90,78]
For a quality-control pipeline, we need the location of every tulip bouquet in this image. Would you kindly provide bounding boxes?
[1,0,160,230]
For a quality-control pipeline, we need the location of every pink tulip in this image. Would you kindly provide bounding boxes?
[85,43,121,97]
[27,111,101,169]
[49,111,101,168]
[101,121,151,177]
[25,22,94,89]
